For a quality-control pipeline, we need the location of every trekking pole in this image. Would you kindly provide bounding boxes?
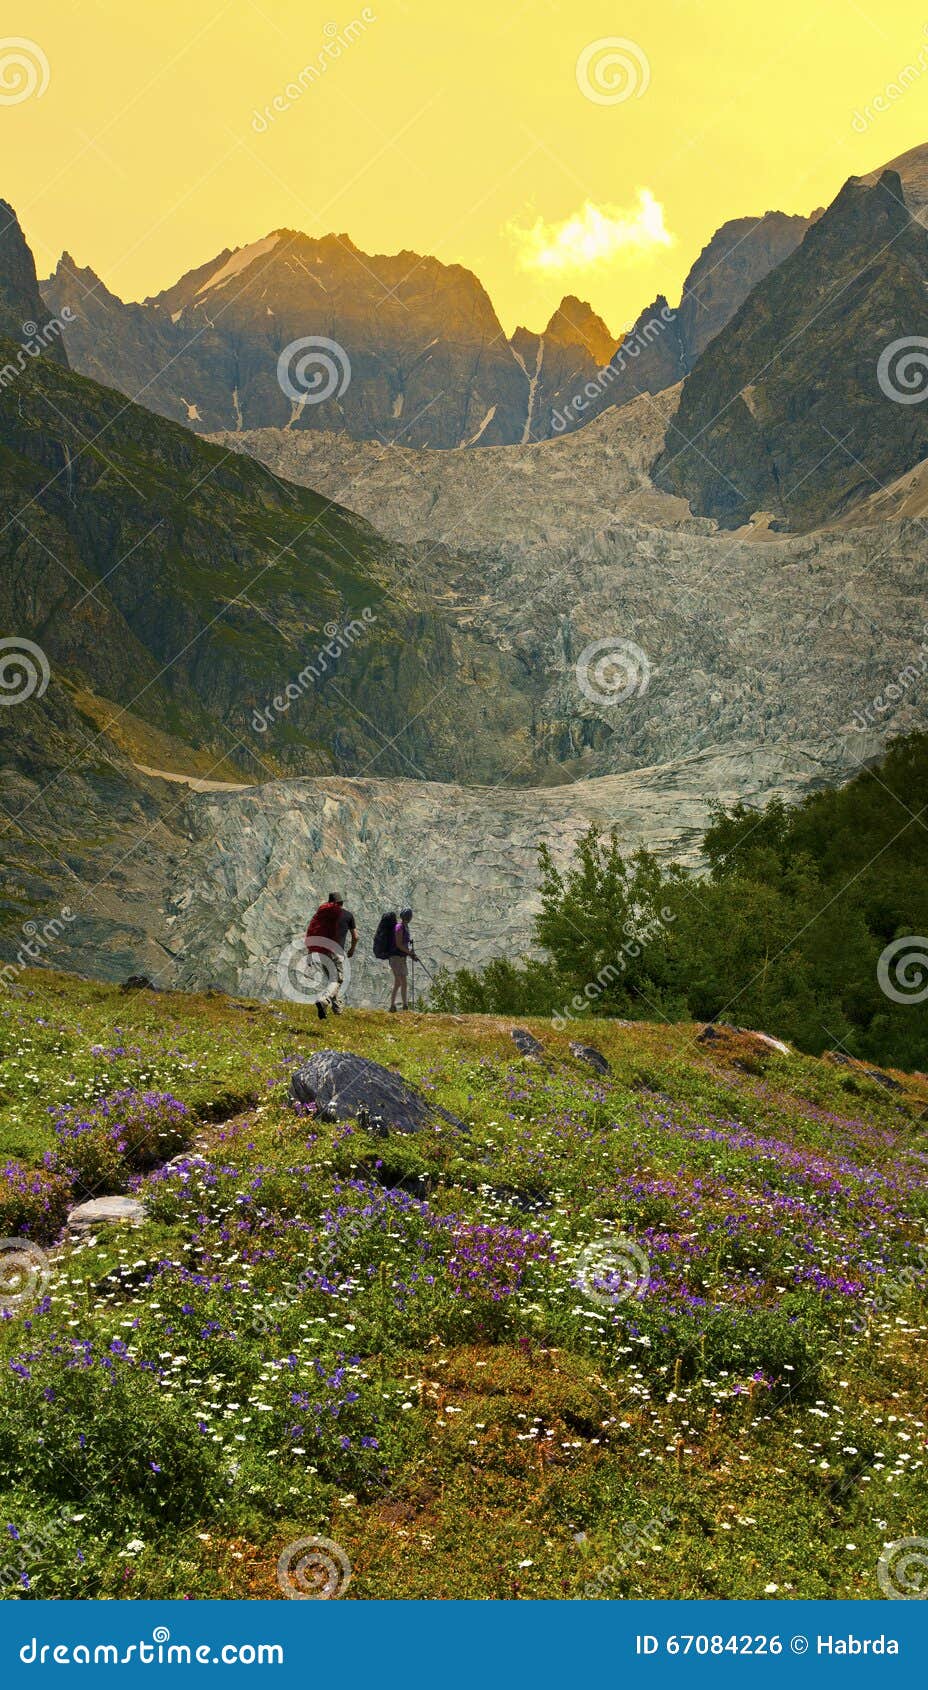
[411,956,416,1010]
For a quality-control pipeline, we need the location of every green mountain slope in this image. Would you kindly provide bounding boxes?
[1,333,539,781]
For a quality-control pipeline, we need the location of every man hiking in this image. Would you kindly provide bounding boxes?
[388,907,417,1012]
[305,892,348,1020]
[332,897,358,1013]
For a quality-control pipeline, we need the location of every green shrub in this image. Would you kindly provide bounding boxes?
[0,1160,72,1244]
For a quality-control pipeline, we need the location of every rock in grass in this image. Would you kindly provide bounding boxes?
[289,1050,466,1135]
[569,1041,611,1075]
[698,1023,790,1056]
[67,1195,147,1230]
[864,1068,903,1092]
[510,1028,544,1059]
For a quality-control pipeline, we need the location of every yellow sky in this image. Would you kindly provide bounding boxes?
[7,0,928,334]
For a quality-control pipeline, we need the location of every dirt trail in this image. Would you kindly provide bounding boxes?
[133,763,251,792]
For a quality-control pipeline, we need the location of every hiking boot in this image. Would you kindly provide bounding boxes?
[330,1000,341,1015]
[316,1002,327,1020]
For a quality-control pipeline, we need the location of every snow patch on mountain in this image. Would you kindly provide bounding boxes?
[195,234,282,297]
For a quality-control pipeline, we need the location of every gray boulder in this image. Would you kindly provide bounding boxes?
[864,1068,903,1092]
[289,1051,466,1135]
[67,1196,147,1230]
[569,1041,611,1076]
[510,1028,544,1059]
[698,1023,790,1056]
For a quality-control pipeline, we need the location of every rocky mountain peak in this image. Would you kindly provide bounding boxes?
[543,295,619,366]
[675,208,813,365]
[45,252,118,305]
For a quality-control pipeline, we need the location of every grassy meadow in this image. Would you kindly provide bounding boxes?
[0,971,925,1600]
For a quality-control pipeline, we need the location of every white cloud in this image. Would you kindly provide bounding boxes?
[508,191,674,275]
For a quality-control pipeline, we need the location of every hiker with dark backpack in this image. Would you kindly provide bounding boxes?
[305,892,344,1021]
[373,907,431,1011]
[388,907,418,1012]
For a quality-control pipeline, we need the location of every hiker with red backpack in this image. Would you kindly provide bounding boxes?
[305,892,350,1020]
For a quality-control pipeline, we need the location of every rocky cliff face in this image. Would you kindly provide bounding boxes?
[6,739,873,1003]
[40,254,181,401]
[543,295,619,366]
[862,139,928,218]
[0,201,69,366]
[676,211,816,364]
[160,738,879,1005]
[508,295,622,442]
[655,171,928,529]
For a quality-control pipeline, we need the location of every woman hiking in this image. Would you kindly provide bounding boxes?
[388,907,417,1012]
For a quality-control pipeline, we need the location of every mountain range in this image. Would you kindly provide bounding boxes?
[4,141,928,995]
[40,207,809,448]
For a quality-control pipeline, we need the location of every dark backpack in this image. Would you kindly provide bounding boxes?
[372,911,397,960]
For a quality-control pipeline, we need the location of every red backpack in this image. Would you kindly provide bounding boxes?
[306,901,340,952]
